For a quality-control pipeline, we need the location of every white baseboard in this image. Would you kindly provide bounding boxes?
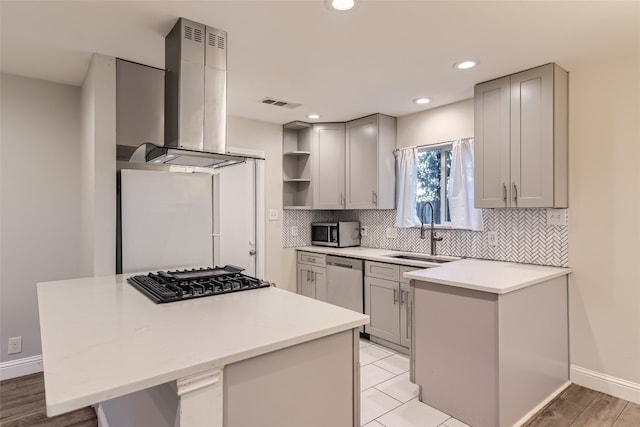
[0,355,43,381]
[571,364,640,404]
[513,381,571,427]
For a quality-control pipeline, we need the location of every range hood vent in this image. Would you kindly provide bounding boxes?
[129,18,263,168]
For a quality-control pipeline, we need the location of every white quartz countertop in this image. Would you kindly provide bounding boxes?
[296,246,460,269]
[37,275,368,416]
[404,259,570,294]
[296,246,571,294]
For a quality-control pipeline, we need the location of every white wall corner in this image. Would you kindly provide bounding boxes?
[570,365,640,405]
[0,355,43,381]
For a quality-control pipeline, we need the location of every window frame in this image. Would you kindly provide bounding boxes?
[415,143,452,227]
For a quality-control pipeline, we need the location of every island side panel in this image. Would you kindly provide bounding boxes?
[498,275,569,426]
[413,281,499,427]
[224,329,357,427]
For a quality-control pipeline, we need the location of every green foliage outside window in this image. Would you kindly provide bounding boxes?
[416,147,452,224]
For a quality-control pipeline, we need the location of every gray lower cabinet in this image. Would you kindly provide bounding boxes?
[365,276,400,343]
[364,262,415,349]
[297,251,327,301]
[412,276,568,427]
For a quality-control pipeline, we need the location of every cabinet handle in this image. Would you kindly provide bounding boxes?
[407,300,411,340]
[311,272,315,283]
[340,193,344,207]
[502,183,507,204]
[399,289,404,305]
[512,182,518,206]
[393,289,398,304]
[372,191,378,205]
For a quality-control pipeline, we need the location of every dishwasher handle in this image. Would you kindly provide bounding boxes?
[325,255,363,271]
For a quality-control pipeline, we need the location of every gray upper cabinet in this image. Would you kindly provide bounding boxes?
[312,123,346,210]
[345,114,396,209]
[116,59,165,149]
[474,63,568,208]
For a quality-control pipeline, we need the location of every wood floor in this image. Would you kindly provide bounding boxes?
[0,373,96,427]
[524,384,640,427]
[1,373,639,426]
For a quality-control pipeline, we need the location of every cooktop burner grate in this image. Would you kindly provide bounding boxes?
[128,265,271,304]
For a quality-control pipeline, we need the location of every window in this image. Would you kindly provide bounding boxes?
[416,145,452,225]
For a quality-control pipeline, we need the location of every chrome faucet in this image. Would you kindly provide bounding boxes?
[420,201,444,255]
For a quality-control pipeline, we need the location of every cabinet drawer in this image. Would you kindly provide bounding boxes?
[399,265,421,284]
[365,261,400,281]
[298,251,326,267]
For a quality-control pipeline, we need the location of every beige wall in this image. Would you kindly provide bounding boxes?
[0,74,84,363]
[568,54,640,388]
[397,98,474,148]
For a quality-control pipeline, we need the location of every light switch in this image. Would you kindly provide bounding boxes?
[386,227,398,239]
[291,226,298,237]
[269,209,279,221]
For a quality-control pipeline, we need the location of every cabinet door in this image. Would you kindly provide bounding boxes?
[314,267,327,302]
[297,264,315,298]
[313,123,346,209]
[346,116,378,209]
[510,65,554,208]
[400,282,411,348]
[365,276,400,344]
[474,76,511,208]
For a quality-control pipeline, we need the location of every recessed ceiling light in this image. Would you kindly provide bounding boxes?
[413,97,430,105]
[331,0,355,11]
[306,114,321,119]
[454,60,478,70]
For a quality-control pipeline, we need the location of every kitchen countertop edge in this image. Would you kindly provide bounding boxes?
[296,246,571,294]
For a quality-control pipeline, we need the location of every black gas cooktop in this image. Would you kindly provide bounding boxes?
[128,265,271,304]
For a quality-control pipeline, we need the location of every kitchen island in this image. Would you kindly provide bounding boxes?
[406,259,572,427]
[37,274,368,427]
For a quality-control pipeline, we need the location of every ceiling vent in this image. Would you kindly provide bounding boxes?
[260,97,301,109]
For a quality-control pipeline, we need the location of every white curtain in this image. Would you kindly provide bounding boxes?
[394,148,421,228]
[448,139,483,231]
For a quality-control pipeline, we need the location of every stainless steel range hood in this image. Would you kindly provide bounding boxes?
[130,18,263,168]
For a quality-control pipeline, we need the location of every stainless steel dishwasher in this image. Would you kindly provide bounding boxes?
[325,255,364,314]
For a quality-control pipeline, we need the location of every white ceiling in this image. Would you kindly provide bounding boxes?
[1,1,639,124]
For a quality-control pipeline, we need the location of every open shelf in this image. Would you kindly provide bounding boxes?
[283,121,313,209]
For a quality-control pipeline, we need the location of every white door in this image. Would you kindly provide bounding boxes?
[215,160,256,276]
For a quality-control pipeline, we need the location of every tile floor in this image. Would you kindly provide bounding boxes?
[359,338,469,427]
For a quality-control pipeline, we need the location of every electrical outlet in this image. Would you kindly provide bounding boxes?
[547,209,567,226]
[290,226,298,237]
[360,226,368,237]
[268,209,279,221]
[8,336,22,355]
[385,227,398,239]
[487,231,498,247]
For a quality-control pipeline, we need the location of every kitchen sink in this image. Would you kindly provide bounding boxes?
[383,254,458,264]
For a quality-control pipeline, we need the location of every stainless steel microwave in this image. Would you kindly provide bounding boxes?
[311,222,361,247]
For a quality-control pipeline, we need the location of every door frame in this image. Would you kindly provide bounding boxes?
[226,146,266,279]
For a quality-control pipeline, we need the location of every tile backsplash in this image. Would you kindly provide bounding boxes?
[283,208,568,267]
